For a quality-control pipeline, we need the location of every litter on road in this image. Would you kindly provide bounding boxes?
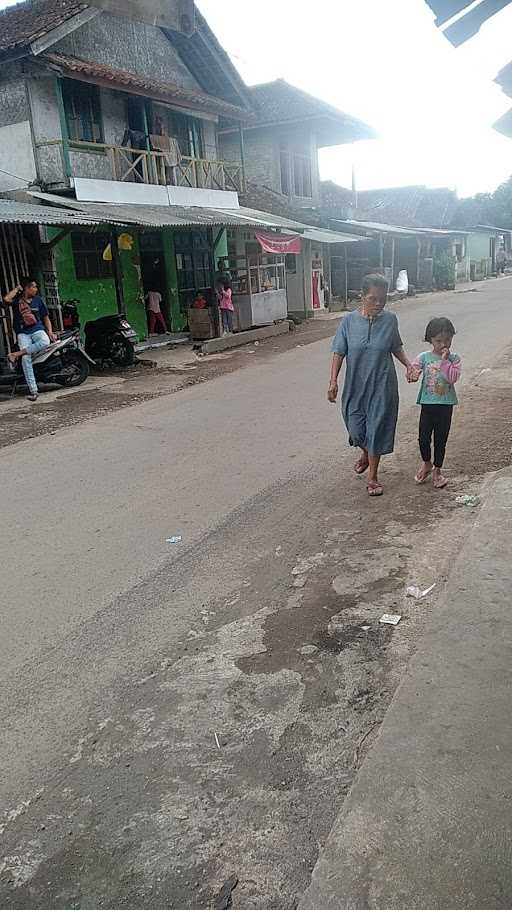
[456,494,480,507]
[166,535,183,544]
[214,732,221,751]
[379,614,402,625]
[406,583,436,600]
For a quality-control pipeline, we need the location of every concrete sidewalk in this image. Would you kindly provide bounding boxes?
[299,470,512,910]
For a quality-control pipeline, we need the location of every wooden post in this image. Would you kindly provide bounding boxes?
[238,121,246,192]
[110,231,125,315]
[378,233,384,270]
[416,238,422,287]
[390,237,395,291]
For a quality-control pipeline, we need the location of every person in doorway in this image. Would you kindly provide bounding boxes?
[3,278,58,402]
[219,281,234,334]
[409,317,461,489]
[327,274,416,497]
[215,258,232,296]
[145,288,168,335]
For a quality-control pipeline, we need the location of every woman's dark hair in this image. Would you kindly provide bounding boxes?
[223,280,231,291]
[424,316,456,342]
[362,274,389,295]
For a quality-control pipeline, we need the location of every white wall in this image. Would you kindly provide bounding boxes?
[0,121,37,191]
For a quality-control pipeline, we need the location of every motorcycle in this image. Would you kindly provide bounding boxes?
[84,313,138,368]
[0,330,94,393]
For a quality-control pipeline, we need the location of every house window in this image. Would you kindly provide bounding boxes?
[71,232,112,280]
[293,153,312,198]
[280,148,290,196]
[62,79,103,143]
[169,112,203,158]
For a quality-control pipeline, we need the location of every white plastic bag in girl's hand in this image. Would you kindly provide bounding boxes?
[396,269,408,293]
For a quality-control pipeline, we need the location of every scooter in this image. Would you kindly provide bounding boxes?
[0,330,94,394]
[84,313,138,367]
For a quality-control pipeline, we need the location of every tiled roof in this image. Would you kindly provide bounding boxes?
[44,52,249,119]
[247,80,375,141]
[0,0,87,53]
[239,181,324,227]
[320,182,459,229]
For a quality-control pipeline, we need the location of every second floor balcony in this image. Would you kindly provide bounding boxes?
[37,138,245,194]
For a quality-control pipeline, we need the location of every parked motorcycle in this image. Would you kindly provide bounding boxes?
[0,331,94,393]
[84,313,138,367]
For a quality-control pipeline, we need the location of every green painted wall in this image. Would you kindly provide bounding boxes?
[52,230,147,339]
[214,228,228,262]
[162,229,182,331]
[467,232,492,260]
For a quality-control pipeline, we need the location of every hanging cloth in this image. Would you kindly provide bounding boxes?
[255,232,302,255]
[150,134,181,168]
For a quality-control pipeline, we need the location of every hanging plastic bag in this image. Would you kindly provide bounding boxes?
[396,270,408,294]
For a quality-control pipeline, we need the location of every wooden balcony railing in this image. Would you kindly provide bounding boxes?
[37,139,244,193]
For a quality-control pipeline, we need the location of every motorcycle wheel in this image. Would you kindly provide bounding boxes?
[109,336,135,367]
[54,350,90,387]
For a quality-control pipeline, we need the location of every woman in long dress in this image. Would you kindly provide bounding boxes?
[328,274,415,497]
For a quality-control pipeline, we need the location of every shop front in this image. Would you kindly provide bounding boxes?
[226,228,298,330]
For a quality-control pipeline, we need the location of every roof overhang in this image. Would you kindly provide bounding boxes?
[43,52,249,121]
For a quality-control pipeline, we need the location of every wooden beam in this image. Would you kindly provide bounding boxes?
[41,227,74,252]
[110,231,125,315]
[30,9,100,55]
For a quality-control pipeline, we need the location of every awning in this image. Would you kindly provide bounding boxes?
[255,231,302,254]
[29,193,305,230]
[0,199,101,226]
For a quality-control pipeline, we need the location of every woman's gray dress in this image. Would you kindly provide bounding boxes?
[331,309,403,457]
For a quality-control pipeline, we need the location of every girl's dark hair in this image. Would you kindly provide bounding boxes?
[424,317,456,342]
[20,276,37,289]
[362,273,389,295]
[223,280,231,291]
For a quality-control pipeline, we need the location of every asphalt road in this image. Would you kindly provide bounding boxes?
[2,279,512,907]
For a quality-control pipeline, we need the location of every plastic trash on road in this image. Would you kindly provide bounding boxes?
[166,536,183,544]
[379,613,401,625]
[406,583,436,600]
[455,494,480,507]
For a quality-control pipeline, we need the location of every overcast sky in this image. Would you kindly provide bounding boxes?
[2,0,512,197]
[196,0,512,198]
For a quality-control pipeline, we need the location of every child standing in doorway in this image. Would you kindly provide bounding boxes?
[410,317,461,489]
[219,281,234,335]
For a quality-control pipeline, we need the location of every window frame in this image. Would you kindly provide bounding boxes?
[71,231,112,281]
[62,79,104,144]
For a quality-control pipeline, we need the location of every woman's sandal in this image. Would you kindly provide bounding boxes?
[354,457,369,475]
[415,468,432,485]
[367,481,383,497]
[433,473,448,489]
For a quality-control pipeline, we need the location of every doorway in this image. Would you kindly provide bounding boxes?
[139,232,170,333]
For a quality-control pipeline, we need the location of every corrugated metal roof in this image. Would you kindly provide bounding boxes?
[341,219,468,237]
[27,193,367,241]
[0,198,100,226]
[29,194,296,228]
[301,227,363,245]
[229,207,362,240]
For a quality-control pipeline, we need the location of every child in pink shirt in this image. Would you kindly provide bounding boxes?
[219,282,234,334]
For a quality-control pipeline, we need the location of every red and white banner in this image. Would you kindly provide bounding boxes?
[255,231,302,255]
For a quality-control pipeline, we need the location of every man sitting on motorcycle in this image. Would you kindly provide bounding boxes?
[3,278,58,402]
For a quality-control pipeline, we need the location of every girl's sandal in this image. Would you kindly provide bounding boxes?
[433,474,448,489]
[367,481,383,497]
[354,457,369,475]
[415,469,431,485]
